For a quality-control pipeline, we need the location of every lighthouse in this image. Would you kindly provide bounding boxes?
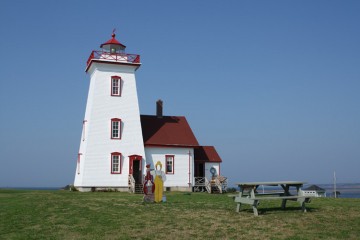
[74,32,145,192]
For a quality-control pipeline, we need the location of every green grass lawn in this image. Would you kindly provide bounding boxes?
[0,189,359,239]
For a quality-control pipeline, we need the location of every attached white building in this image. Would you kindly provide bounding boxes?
[74,33,224,192]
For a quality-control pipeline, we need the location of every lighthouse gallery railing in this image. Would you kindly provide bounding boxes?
[87,51,140,66]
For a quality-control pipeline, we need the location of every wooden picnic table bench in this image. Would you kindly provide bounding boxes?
[230,181,312,216]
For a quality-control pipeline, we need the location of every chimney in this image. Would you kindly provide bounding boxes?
[156,99,163,118]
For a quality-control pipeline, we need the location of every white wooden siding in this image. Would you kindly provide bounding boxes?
[144,147,194,187]
[74,62,145,188]
[205,163,220,180]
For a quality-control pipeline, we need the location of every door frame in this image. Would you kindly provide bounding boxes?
[129,155,142,183]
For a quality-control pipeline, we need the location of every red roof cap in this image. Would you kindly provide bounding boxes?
[100,32,126,49]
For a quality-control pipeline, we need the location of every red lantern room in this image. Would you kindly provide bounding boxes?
[100,32,126,53]
[85,30,140,72]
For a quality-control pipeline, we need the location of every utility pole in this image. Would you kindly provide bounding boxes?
[334,171,337,198]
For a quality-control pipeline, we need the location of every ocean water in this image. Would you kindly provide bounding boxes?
[1,187,61,191]
[317,183,360,199]
[238,183,360,199]
[337,192,360,198]
[2,184,360,198]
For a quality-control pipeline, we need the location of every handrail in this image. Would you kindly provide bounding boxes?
[222,177,228,192]
[204,177,211,194]
[215,177,223,194]
[87,50,140,66]
[218,176,228,193]
[195,176,228,193]
[193,177,205,192]
[194,177,205,186]
[128,174,136,193]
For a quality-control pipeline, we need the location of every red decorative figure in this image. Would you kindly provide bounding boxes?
[143,164,155,202]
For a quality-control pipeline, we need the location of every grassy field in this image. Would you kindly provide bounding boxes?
[1,189,359,239]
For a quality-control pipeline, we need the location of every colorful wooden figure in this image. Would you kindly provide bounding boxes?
[154,161,166,203]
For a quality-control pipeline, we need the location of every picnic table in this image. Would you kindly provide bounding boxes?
[230,181,311,216]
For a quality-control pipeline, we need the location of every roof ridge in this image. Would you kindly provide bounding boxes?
[140,114,186,118]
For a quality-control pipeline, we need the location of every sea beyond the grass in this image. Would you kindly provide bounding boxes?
[317,183,360,198]
[2,183,360,198]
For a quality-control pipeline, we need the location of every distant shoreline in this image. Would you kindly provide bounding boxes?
[2,183,360,190]
[0,187,62,191]
[2,183,360,198]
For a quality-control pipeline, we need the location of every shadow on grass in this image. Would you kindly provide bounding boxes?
[239,206,317,216]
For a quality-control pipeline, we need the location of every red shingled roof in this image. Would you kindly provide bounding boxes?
[140,115,199,147]
[194,146,222,163]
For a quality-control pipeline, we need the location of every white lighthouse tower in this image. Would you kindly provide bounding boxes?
[74,32,145,192]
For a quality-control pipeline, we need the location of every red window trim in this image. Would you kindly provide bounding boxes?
[111,75,122,96]
[111,118,122,139]
[165,155,175,174]
[111,152,122,174]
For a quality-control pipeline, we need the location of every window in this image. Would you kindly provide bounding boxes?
[111,152,122,174]
[165,155,174,174]
[111,76,121,96]
[111,118,121,139]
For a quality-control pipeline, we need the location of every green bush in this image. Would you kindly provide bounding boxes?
[226,187,237,193]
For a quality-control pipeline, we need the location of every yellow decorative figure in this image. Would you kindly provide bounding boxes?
[154,161,166,203]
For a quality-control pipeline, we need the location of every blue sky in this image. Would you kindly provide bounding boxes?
[0,1,359,187]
